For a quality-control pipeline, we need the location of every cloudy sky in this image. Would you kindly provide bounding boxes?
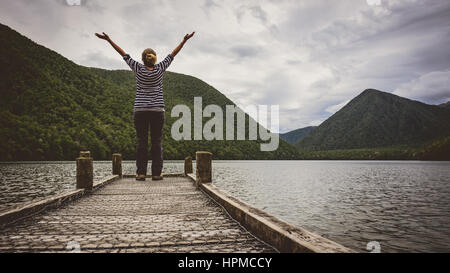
[1,0,449,132]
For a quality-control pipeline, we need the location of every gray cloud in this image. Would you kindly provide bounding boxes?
[229,45,261,59]
[394,70,450,104]
[81,50,127,69]
[235,5,268,25]
[1,0,449,133]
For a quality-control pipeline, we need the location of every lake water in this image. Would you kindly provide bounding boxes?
[0,160,449,253]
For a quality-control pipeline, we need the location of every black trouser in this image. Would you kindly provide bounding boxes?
[133,111,165,176]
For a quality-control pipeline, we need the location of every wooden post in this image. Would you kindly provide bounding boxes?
[112,153,122,176]
[196,151,212,187]
[184,156,193,175]
[79,151,91,158]
[76,153,93,191]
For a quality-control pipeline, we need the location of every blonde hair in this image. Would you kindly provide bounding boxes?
[142,48,157,67]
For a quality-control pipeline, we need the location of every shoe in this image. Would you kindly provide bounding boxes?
[152,175,163,181]
[136,174,146,181]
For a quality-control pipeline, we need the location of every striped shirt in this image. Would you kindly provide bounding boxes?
[123,53,173,110]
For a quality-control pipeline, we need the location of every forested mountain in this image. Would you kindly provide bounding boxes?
[0,23,298,161]
[295,89,450,151]
[280,126,316,145]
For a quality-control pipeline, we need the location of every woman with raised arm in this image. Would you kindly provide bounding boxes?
[95,31,195,181]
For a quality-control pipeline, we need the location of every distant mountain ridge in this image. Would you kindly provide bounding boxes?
[439,101,450,109]
[296,89,450,151]
[280,126,316,145]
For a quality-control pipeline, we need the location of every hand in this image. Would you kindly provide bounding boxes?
[95,32,110,41]
[183,31,195,42]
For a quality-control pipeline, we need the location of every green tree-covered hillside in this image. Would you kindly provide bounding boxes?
[296,89,450,151]
[280,126,316,145]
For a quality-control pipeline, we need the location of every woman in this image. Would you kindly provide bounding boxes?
[95,31,195,181]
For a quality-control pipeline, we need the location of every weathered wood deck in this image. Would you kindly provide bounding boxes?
[0,176,275,253]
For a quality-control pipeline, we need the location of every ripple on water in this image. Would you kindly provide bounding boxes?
[210,161,450,253]
[1,160,449,253]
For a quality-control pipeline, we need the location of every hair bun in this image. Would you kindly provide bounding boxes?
[142,48,157,66]
[146,53,156,64]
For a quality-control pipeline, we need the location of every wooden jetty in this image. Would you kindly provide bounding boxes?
[0,151,353,253]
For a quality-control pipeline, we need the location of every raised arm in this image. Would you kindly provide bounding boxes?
[171,32,195,58]
[95,32,126,57]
